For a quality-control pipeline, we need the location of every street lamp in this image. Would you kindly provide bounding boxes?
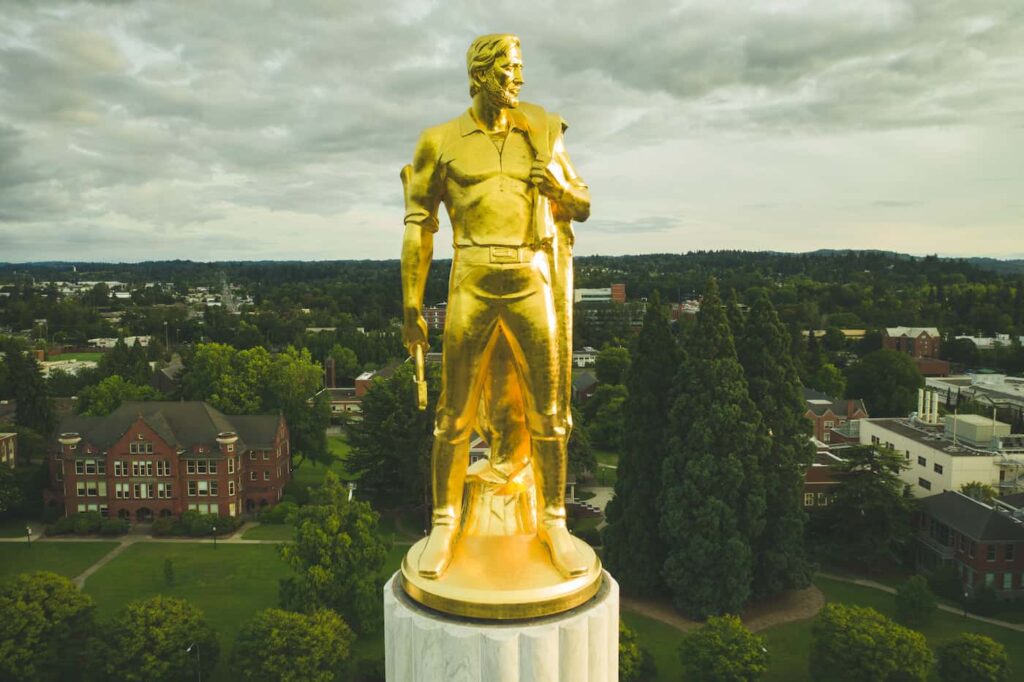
[212,525,217,550]
[346,482,356,502]
[186,642,202,682]
[963,591,969,618]
[25,525,31,548]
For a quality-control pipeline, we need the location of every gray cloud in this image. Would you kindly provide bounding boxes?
[0,1,1022,260]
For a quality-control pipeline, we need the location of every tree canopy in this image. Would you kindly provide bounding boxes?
[231,608,355,682]
[678,615,769,682]
[810,603,932,682]
[845,349,924,417]
[936,633,1010,682]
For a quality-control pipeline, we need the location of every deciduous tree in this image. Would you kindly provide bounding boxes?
[595,345,630,385]
[678,615,768,682]
[894,575,937,627]
[231,608,355,682]
[76,375,163,416]
[0,571,95,682]
[809,603,932,682]
[937,633,1009,682]
[279,471,390,633]
[845,349,924,417]
[89,595,219,682]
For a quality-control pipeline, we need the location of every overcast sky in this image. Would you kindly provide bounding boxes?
[1,0,1022,263]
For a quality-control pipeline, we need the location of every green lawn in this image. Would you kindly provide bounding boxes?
[622,611,684,681]
[85,543,291,681]
[594,448,619,486]
[0,541,118,581]
[54,352,103,362]
[241,523,295,541]
[0,518,35,537]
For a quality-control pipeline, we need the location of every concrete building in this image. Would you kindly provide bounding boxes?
[572,347,599,368]
[0,432,16,468]
[860,408,1024,498]
[927,373,1024,428]
[48,401,291,520]
[574,284,625,304]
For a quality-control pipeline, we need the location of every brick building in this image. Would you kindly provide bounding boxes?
[917,490,1024,598]
[883,326,941,358]
[47,401,290,521]
[802,388,869,443]
[803,450,845,511]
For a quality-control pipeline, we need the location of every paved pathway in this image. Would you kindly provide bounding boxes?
[73,535,142,588]
[818,572,1024,633]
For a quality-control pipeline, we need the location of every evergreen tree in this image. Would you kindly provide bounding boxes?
[604,292,679,595]
[737,292,815,598]
[1,341,56,436]
[659,278,767,616]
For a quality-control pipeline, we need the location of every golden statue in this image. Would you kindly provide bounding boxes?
[399,34,602,618]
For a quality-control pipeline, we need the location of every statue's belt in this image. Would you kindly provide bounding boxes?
[454,244,545,264]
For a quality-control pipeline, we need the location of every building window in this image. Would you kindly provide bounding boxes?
[187,461,196,475]
[262,451,269,460]
[188,481,197,496]
[76,481,86,496]
[209,461,218,474]
[250,471,256,481]
[197,480,209,496]
[816,492,829,506]
[985,573,995,587]
[1003,573,1013,590]
[918,478,931,490]
[249,452,256,461]
[917,456,927,467]
[156,460,170,476]
[905,450,910,460]
[228,458,235,474]
[228,480,235,496]
[824,420,834,428]
[114,460,128,477]
[987,545,997,562]
[75,460,85,475]
[263,470,270,481]
[871,435,880,445]
[934,463,943,475]
[1006,544,1015,562]
[197,460,208,474]
[823,432,831,443]
[210,480,219,495]
[115,483,129,499]
[129,441,154,455]
[133,483,151,499]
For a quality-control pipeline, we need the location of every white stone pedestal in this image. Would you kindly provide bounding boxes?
[384,571,619,682]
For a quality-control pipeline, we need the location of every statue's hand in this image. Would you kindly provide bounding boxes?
[530,160,564,201]
[403,310,428,356]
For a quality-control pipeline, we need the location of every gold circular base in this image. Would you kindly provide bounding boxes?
[400,534,603,620]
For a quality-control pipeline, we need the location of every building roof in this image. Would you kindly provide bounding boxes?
[802,388,867,418]
[885,326,940,338]
[919,491,1024,542]
[868,418,991,457]
[998,492,1024,509]
[58,401,280,455]
[572,371,599,392]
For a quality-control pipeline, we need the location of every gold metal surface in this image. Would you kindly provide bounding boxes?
[399,34,598,618]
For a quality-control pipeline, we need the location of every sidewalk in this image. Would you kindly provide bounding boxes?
[818,572,1024,633]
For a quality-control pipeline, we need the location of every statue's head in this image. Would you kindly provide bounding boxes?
[466,34,523,108]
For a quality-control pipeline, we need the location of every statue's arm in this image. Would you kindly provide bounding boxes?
[550,135,590,223]
[401,129,443,352]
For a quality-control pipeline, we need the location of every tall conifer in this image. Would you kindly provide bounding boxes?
[737,293,815,597]
[659,278,767,617]
[604,292,679,595]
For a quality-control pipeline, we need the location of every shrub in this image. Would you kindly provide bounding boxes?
[258,501,298,525]
[928,565,963,601]
[937,633,1010,682]
[99,518,130,536]
[48,512,103,536]
[151,516,177,536]
[894,575,937,626]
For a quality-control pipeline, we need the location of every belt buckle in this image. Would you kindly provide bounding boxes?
[489,246,519,264]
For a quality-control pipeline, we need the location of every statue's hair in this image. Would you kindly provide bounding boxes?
[466,34,520,97]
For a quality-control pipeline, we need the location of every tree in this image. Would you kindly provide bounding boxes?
[659,278,767,617]
[180,343,268,414]
[347,362,438,504]
[0,465,24,513]
[937,633,1009,682]
[77,375,164,416]
[1,341,56,436]
[845,349,924,417]
[808,362,846,399]
[810,604,933,682]
[960,481,998,504]
[329,344,361,382]
[567,407,596,478]
[595,345,631,385]
[894,575,937,627]
[279,471,390,633]
[231,608,355,682]
[678,615,768,682]
[810,445,913,571]
[0,572,96,682]
[619,622,656,682]
[604,292,679,596]
[736,292,814,598]
[266,346,331,466]
[88,595,219,682]
[580,383,628,449]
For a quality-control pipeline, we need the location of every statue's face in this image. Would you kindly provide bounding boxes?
[482,43,523,109]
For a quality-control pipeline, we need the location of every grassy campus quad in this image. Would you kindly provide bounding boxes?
[54,352,104,362]
[0,541,118,581]
[241,522,295,541]
[0,517,36,537]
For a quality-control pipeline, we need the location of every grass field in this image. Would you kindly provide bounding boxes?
[85,543,292,682]
[0,518,35,537]
[0,541,118,581]
[594,448,619,486]
[241,523,295,541]
[53,352,103,362]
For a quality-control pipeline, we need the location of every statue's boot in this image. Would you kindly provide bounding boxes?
[533,437,588,578]
[418,436,468,579]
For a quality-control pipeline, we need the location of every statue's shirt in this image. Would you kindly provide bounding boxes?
[405,108,537,248]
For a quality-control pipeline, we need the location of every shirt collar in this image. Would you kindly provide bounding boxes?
[459,107,531,137]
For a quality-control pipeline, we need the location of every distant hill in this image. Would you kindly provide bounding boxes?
[964,257,1024,275]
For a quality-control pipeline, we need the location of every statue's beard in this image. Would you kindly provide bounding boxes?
[483,74,519,108]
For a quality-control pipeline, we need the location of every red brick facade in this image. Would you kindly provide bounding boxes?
[47,403,290,521]
[883,328,942,359]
